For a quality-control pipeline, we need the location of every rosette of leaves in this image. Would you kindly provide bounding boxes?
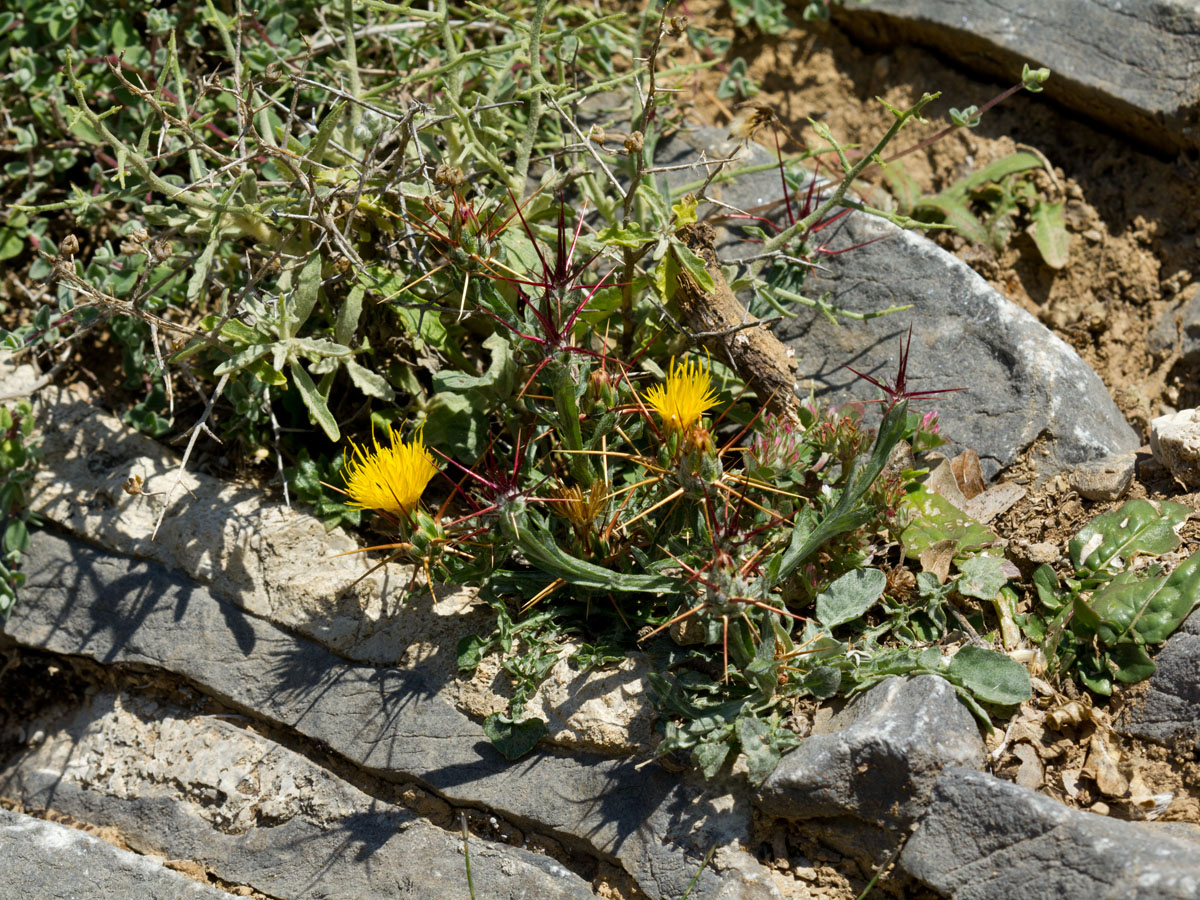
[1025,499,1200,695]
[182,254,393,442]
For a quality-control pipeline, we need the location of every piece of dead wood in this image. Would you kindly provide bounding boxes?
[670,223,800,422]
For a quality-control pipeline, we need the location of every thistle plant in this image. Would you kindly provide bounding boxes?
[2,0,1045,779]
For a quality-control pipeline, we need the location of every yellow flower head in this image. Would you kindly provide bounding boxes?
[343,426,437,517]
[644,356,719,435]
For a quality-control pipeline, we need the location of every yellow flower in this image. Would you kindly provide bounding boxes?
[343,426,437,517]
[644,356,719,434]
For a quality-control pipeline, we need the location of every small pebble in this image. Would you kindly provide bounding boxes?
[1069,452,1135,501]
[1027,542,1060,565]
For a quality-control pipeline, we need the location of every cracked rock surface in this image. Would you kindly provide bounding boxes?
[0,690,599,900]
[0,807,232,899]
[6,529,777,900]
[1119,608,1200,747]
[758,675,986,829]
[832,0,1200,155]
[899,767,1200,899]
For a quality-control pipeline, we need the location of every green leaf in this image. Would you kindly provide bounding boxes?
[953,152,1045,197]
[946,645,1031,706]
[596,222,657,248]
[956,556,1008,601]
[1032,564,1062,611]
[431,332,514,401]
[794,665,841,699]
[737,717,781,786]
[1029,200,1070,269]
[421,392,484,458]
[289,360,339,441]
[511,525,679,594]
[901,486,998,562]
[669,239,714,293]
[693,738,732,778]
[671,195,699,227]
[816,567,886,627]
[1091,550,1200,645]
[335,283,365,346]
[305,100,348,172]
[186,230,221,303]
[3,520,28,555]
[654,246,682,302]
[345,360,395,401]
[0,227,24,261]
[213,342,272,376]
[457,634,490,671]
[1069,499,1190,573]
[483,713,547,760]
[289,253,324,338]
[1108,642,1155,684]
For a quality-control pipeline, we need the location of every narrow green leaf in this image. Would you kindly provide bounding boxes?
[335,282,365,346]
[511,525,678,594]
[345,360,395,401]
[670,239,714,293]
[290,253,324,337]
[289,360,339,441]
[305,100,348,173]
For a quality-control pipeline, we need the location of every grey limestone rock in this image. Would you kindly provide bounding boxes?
[1151,408,1200,488]
[1149,284,1200,364]
[769,207,1140,480]
[1118,608,1200,748]
[900,767,1200,899]
[5,529,777,900]
[660,127,1139,480]
[0,691,600,900]
[0,807,229,900]
[757,675,985,828]
[831,0,1200,154]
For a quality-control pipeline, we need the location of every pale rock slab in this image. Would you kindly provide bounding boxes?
[0,690,601,900]
[1150,408,1200,487]
[0,807,230,900]
[7,529,779,900]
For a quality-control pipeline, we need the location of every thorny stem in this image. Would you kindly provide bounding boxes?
[619,1,670,358]
[166,31,204,183]
[64,51,277,245]
[343,0,364,148]
[437,0,462,103]
[757,93,938,265]
[512,0,551,189]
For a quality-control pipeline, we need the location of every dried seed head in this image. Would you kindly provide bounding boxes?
[665,15,689,35]
[624,130,644,155]
[148,239,173,263]
[728,104,776,141]
[59,234,79,257]
[122,474,145,496]
[589,125,607,145]
[333,256,352,274]
[263,62,281,83]
[434,164,466,188]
